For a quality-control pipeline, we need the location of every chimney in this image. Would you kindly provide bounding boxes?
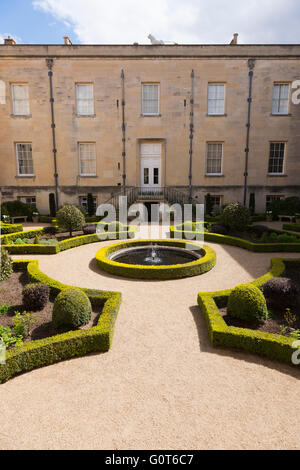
[230,33,239,45]
[4,36,16,45]
[63,36,72,46]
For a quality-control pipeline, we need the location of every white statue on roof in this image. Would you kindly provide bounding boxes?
[148,34,165,45]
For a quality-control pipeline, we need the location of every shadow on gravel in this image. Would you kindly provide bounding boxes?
[189,305,300,380]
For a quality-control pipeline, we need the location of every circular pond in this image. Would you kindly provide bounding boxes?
[95,240,216,280]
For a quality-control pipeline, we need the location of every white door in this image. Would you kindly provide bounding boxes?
[140,144,162,191]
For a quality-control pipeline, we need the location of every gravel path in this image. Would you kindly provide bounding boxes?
[1,237,300,450]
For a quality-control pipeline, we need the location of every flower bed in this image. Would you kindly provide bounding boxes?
[0,260,122,384]
[197,258,300,365]
[0,222,24,235]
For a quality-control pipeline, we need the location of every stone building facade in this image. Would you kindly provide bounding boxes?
[0,41,299,214]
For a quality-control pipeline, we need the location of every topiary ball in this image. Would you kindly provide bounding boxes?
[222,203,251,232]
[227,283,268,323]
[263,278,299,309]
[23,283,50,311]
[52,288,92,329]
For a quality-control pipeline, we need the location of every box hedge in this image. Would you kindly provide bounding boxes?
[170,225,300,253]
[0,223,24,234]
[0,260,122,384]
[283,224,300,233]
[95,239,216,280]
[197,258,300,366]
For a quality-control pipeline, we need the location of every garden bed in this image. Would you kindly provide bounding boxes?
[0,260,122,384]
[197,258,300,365]
[0,272,102,345]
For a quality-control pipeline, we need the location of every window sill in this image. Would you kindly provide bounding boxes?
[206,113,227,117]
[15,175,35,178]
[205,174,224,177]
[141,114,161,117]
[267,173,288,177]
[11,114,32,118]
[270,113,291,117]
[76,114,96,118]
[79,175,98,178]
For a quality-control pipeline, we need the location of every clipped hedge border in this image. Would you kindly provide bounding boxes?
[170,226,300,253]
[0,223,24,234]
[95,239,216,280]
[1,228,136,255]
[197,258,300,366]
[0,260,122,384]
[283,224,300,233]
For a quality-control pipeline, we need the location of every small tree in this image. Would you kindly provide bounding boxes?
[222,202,251,232]
[205,194,214,216]
[49,193,56,217]
[56,205,85,238]
[87,193,95,217]
[249,193,255,216]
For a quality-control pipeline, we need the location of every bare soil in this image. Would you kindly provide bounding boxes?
[220,266,300,336]
[0,272,102,346]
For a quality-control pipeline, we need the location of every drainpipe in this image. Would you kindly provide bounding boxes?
[243,59,255,207]
[121,70,126,195]
[188,70,195,203]
[46,58,59,210]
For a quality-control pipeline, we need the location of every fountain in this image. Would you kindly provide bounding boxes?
[109,244,203,266]
[95,240,216,280]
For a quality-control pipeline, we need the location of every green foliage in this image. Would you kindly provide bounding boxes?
[0,325,23,348]
[56,205,85,237]
[52,288,92,329]
[0,304,11,315]
[1,200,35,220]
[197,258,300,366]
[222,203,251,232]
[249,193,255,216]
[227,284,268,323]
[13,311,39,339]
[283,224,300,233]
[95,240,216,280]
[0,223,23,234]
[87,193,95,217]
[49,193,56,217]
[34,235,40,245]
[271,197,300,218]
[0,247,13,282]
[14,238,31,245]
[205,194,214,216]
[23,283,50,311]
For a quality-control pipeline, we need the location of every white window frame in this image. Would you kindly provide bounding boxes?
[16,143,34,177]
[142,83,160,116]
[11,84,30,116]
[272,83,290,115]
[206,142,223,176]
[76,83,94,116]
[208,83,226,116]
[78,142,97,177]
[268,142,286,175]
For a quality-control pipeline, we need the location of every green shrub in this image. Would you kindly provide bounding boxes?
[49,193,56,217]
[0,223,23,234]
[56,205,85,237]
[52,288,92,329]
[271,197,300,218]
[87,193,95,217]
[1,200,35,220]
[0,247,13,281]
[34,235,40,244]
[222,203,250,232]
[23,283,50,311]
[227,284,268,323]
